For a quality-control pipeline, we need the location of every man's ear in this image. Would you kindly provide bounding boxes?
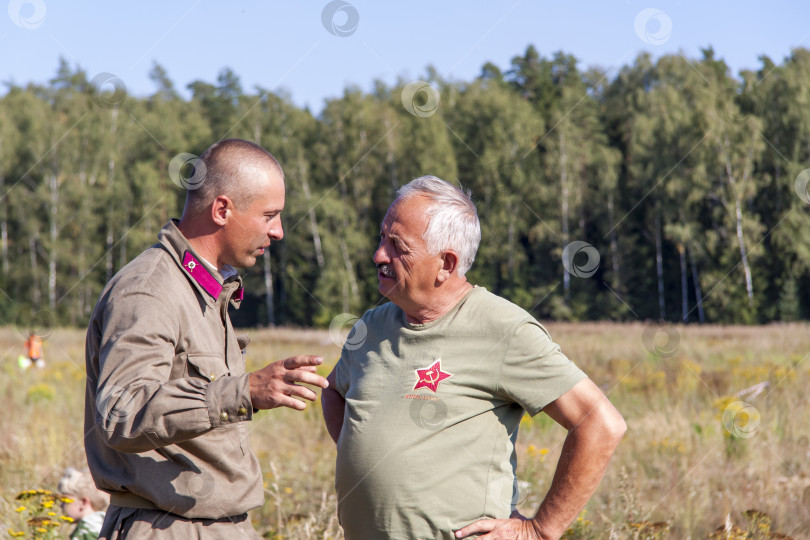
[437,251,459,283]
[211,195,232,226]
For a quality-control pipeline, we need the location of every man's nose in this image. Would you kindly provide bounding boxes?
[373,244,389,265]
[269,219,283,241]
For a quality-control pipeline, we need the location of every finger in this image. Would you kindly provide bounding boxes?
[277,395,307,411]
[284,384,319,402]
[295,365,320,373]
[282,355,323,369]
[286,371,329,388]
[455,519,498,538]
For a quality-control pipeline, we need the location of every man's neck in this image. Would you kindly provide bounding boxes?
[403,281,473,325]
[177,218,221,271]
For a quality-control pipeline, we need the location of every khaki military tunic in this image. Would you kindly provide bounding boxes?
[84,220,263,536]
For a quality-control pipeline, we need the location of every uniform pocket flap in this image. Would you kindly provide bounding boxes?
[186,353,230,381]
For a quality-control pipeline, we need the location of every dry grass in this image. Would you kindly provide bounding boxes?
[1,323,809,538]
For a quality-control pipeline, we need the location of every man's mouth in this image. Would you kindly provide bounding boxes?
[378,264,394,279]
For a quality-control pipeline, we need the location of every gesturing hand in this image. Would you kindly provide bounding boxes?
[455,512,550,540]
[249,355,328,411]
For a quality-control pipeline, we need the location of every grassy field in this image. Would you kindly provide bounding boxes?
[1,323,808,539]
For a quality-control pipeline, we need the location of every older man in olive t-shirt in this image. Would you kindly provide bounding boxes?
[322,176,626,540]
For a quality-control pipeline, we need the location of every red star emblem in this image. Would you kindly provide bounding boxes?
[413,359,452,392]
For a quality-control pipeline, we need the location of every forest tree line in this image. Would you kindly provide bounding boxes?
[1,45,810,328]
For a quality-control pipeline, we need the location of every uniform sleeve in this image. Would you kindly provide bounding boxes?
[92,289,251,453]
[496,320,587,417]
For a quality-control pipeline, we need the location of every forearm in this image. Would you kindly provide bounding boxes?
[530,405,626,538]
[321,385,345,443]
[95,373,252,452]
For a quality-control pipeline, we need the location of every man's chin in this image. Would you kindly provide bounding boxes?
[378,281,396,298]
[231,255,257,269]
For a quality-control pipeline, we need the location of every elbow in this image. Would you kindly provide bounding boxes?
[577,405,626,452]
[603,409,627,448]
[100,431,146,454]
[96,422,163,454]
[105,435,163,454]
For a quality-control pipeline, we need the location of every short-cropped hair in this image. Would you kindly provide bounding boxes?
[184,138,283,217]
[396,176,481,276]
[58,468,110,511]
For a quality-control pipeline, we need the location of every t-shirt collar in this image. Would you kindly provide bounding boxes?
[402,286,480,331]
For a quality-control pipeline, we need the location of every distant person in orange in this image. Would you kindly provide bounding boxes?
[23,332,45,369]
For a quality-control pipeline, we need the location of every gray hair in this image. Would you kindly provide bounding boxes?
[396,175,481,276]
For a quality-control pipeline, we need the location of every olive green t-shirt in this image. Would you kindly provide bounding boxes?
[333,286,586,540]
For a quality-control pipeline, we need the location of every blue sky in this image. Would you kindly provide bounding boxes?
[2,1,808,113]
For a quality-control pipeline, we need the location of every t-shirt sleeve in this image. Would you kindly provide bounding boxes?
[333,312,374,397]
[497,320,587,416]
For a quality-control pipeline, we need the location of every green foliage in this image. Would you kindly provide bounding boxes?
[25,384,55,404]
[1,48,810,327]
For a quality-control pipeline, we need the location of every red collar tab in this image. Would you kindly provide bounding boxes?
[233,287,244,302]
[182,251,222,299]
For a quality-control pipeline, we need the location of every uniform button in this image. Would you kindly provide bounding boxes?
[209,374,216,381]
[219,411,229,421]
[237,406,247,415]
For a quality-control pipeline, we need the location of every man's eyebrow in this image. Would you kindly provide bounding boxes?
[379,225,406,243]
